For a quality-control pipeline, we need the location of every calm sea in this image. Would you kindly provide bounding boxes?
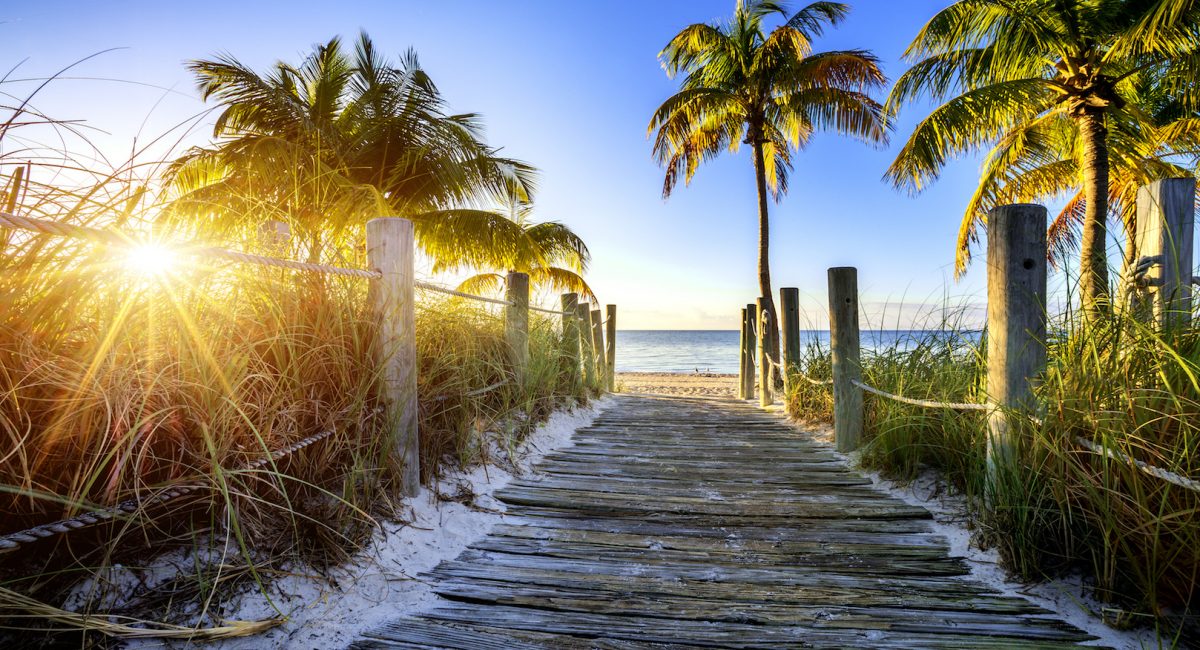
[614,330,978,374]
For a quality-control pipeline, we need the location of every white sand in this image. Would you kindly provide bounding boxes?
[615,371,738,398]
[107,398,609,649]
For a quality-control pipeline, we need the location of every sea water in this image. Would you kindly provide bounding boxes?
[614,330,979,374]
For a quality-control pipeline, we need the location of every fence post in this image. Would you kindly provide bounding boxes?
[737,308,745,399]
[757,298,773,407]
[590,308,605,390]
[986,204,1048,486]
[560,293,580,389]
[742,304,757,401]
[505,271,530,385]
[780,287,801,395]
[258,220,291,254]
[828,267,862,453]
[366,218,419,497]
[1135,178,1195,328]
[576,303,595,389]
[605,304,617,392]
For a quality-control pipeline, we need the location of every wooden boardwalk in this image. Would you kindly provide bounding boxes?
[356,394,1097,649]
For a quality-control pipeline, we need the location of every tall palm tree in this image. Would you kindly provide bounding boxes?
[166,32,542,270]
[649,0,887,375]
[962,70,1198,281]
[885,0,1200,318]
[453,195,595,302]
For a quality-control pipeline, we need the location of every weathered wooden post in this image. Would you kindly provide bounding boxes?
[590,308,605,389]
[258,220,291,254]
[780,287,801,395]
[738,308,749,400]
[505,272,530,385]
[605,304,617,392]
[741,304,757,401]
[560,293,581,389]
[577,303,595,388]
[828,267,863,453]
[1135,178,1195,328]
[985,204,1047,485]
[366,218,419,497]
[757,298,773,407]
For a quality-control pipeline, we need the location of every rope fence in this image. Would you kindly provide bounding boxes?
[1,211,584,315]
[850,379,987,412]
[1074,436,1200,494]
[0,429,336,555]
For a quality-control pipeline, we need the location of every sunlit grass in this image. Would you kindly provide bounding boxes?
[785,304,1200,629]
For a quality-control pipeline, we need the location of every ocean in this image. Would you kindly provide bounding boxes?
[614,330,978,374]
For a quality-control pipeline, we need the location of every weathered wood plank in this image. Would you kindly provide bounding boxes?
[358,393,1099,648]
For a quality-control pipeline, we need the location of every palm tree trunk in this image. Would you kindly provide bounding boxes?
[1076,109,1110,319]
[751,139,781,387]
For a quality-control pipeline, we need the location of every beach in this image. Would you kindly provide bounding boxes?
[614,371,739,398]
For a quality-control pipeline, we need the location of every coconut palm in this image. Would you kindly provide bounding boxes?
[453,195,595,302]
[649,0,888,376]
[166,32,541,270]
[965,71,1199,280]
[885,0,1200,318]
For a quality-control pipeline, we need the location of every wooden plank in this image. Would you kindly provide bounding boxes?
[357,393,1099,648]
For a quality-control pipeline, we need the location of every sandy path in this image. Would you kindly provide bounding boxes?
[615,372,738,398]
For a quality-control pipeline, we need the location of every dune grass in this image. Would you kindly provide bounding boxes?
[785,308,1200,629]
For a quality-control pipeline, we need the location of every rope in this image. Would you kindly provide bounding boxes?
[466,379,510,397]
[530,305,571,316]
[797,373,834,387]
[0,429,335,555]
[0,212,380,279]
[850,379,988,412]
[414,281,512,306]
[1074,436,1200,494]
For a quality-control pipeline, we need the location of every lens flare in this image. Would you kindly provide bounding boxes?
[123,244,177,277]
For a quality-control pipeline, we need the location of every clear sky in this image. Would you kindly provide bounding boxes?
[3,1,1100,329]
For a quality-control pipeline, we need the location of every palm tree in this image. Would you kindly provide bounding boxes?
[649,0,887,376]
[963,71,1198,282]
[885,0,1200,318]
[166,32,542,270]
[453,195,595,302]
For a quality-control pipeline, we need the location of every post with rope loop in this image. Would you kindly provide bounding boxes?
[985,204,1047,492]
[366,217,420,497]
[780,287,801,396]
[605,304,617,392]
[576,303,596,389]
[590,308,606,390]
[757,298,773,407]
[1133,178,1195,328]
[505,272,530,387]
[741,304,757,401]
[828,267,863,453]
[737,307,746,400]
[560,293,581,390]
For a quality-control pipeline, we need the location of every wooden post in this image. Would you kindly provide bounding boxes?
[780,287,801,395]
[505,272,530,385]
[741,304,757,401]
[577,303,595,388]
[366,218,419,497]
[605,304,617,392]
[590,308,605,389]
[1135,179,1195,328]
[986,204,1047,483]
[258,220,291,254]
[560,293,580,389]
[757,298,773,407]
[737,308,749,400]
[828,267,863,453]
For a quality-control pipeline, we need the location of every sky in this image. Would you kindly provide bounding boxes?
[1,0,1110,329]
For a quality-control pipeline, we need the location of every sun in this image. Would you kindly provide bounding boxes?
[123,243,178,277]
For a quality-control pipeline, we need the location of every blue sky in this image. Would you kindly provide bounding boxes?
[4,1,1093,328]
